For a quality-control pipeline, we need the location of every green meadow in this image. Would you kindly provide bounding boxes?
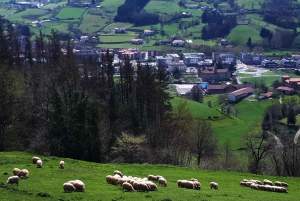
[227,25,261,45]
[56,8,86,20]
[1,152,300,201]
[240,76,281,87]
[6,9,51,23]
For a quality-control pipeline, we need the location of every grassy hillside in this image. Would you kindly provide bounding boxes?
[227,25,261,45]
[1,152,300,201]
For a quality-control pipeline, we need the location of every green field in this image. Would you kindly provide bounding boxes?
[7,9,51,24]
[227,25,261,45]
[56,7,86,20]
[42,2,68,9]
[237,0,264,10]
[237,73,254,77]
[102,22,134,33]
[100,33,138,43]
[30,22,70,36]
[79,14,109,34]
[0,8,17,16]
[1,152,300,201]
[240,76,281,87]
[100,0,125,11]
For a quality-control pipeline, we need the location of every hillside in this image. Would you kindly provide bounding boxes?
[1,152,300,201]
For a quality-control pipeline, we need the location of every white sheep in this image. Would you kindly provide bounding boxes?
[148,174,157,181]
[63,182,76,192]
[178,180,188,188]
[250,183,259,190]
[137,182,149,192]
[19,169,29,179]
[210,182,218,190]
[68,180,85,192]
[263,179,273,186]
[13,168,20,176]
[60,161,65,169]
[122,182,134,192]
[185,181,195,189]
[114,170,123,178]
[7,176,19,185]
[193,181,201,190]
[158,177,167,187]
[145,181,158,191]
[32,156,41,164]
[37,159,43,168]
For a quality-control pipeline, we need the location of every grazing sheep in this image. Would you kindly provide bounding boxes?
[193,181,201,190]
[114,170,123,178]
[137,182,149,192]
[32,156,41,164]
[148,174,157,181]
[185,181,195,189]
[240,181,248,187]
[106,175,112,183]
[158,177,167,187]
[19,169,29,179]
[36,159,43,168]
[12,168,20,176]
[60,161,65,169]
[250,183,259,190]
[190,178,198,182]
[68,180,85,192]
[117,177,127,185]
[145,181,158,191]
[242,179,249,182]
[281,182,288,187]
[7,176,19,185]
[210,182,218,190]
[245,181,254,187]
[178,180,188,188]
[122,182,134,192]
[263,179,273,186]
[110,176,120,185]
[63,182,76,192]
[156,175,164,181]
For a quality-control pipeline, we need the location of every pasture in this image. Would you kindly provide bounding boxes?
[6,9,51,24]
[1,152,300,201]
[100,0,125,11]
[227,25,261,45]
[240,76,281,87]
[42,2,67,9]
[79,14,110,34]
[236,0,264,10]
[100,33,138,43]
[30,22,69,36]
[56,7,86,20]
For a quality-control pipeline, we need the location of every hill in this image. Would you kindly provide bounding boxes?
[1,152,299,201]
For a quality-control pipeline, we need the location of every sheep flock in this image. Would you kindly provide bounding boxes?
[4,155,292,197]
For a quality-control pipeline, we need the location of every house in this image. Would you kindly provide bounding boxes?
[172,40,185,47]
[281,75,300,91]
[257,92,273,100]
[291,54,300,61]
[168,61,187,73]
[198,66,231,82]
[80,35,89,43]
[280,59,297,68]
[143,30,155,36]
[73,46,100,63]
[182,12,193,18]
[227,87,254,102]
[130,39,143,44]
[212,52,237,65]
[156,54,180,68]
[183,53,205,66]
[160,40,171,45]
[276,86,295,95]
[114,28,126,34]
[147,50,162,57]
[240,53,265,65]
[261,59,278,68]
[206,83,252,94]
[118,49,146,61]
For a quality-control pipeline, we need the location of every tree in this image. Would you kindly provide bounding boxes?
[242,124,272,174]
[247,37,252,50]
[190,119,218,167]
[187,85,203,103]
[287,108,296,125]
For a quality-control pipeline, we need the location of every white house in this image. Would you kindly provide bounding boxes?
[168,61,187,72]
[227,87,254,102]
[143,30,155,36]
[172,40,185,46]
[80,35,89,43]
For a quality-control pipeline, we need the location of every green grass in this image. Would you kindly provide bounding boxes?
[237,0,264,10]
[0,8,17,16]
[262,71,276,76]
[102,22,134,33]
[100,0,125,11]
[30,22,70,36]
[42,2,67,9]
[100,33,138,43]
[237,73,254,77]
[240,76,281,87]
[274,70,300,78]
[1,151,300,201]
[79,14,110,34]
[144,0,182,15]
[228,25,261,45]
[7,9,51,23]
[56,8,86,20]
[280,115,300,126]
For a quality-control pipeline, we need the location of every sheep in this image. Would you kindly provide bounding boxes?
[117,177,127,185]
[281,182,288,187]
[19,169,29,179]
[240,181,248,187]
[12,168,20,176]
[122,182,134,192]
[148,174,157,181]
[63,182,76,193]
[193,181,201,190]
[250,183,259,190]
[114,170,123,178]
[178,180,188,188]
[68,180,85,192]
[156,175,164,181]
[60,161,65,169]
[137,182,149,192]
[263,179,273,186]
[210,182,218,190]
[32,156,41,164]
[242,179,249,182]
[36,159,43,168]
[185,181,195,189]
[110,176,120,185]
[190,178,198,182]
[158,177,167,187]
[245,181,254,187]
[250,179,262,185]
[106,175,112,183]
[7,176,19,185]
[275,181,289,187]
[145,181,158,191]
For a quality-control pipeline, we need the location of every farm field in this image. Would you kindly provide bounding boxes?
[100,34,138,43]
[0,8,17,16]
[237,0,264,10]
[79,14,109,34]
[6,9,51,24]
[1,152,300,201]
[240,76,281,87]
[227,25,261,45]
[102,22,134,33]
[56,7,86,20]
[42,2,68,9]
[100,0,125,11]
[30,22,69,36]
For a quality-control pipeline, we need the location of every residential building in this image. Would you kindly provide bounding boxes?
[185,4,199,9]
[227,87,254,102]
[206,83,252,94]
[130,39,143,44]
[198,60,213,67]
[73,46,100,63]
[183,53,205,66]
[257,92,273,100]
[280,59,297,68]
[220,39,228,46]
[261,59,278,68]
[198,66,231,82]
[80,35,89,43]
[118,49,146,61]
[182,12,193,18]
[291,54,300,61]
[240,52,265,65]
[212,52,237,65]
[172,40,185,47]
[143,30,155,36]
[147,50,162,57]
[168,61,187,72]
[114,28,126,34]
[155,54,180,68]
[281,75,300,91]
[276,86,295,95]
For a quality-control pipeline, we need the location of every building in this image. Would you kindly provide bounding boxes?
[185,4,199,9]
[276,86,295,95]
[172,40,185,47]
[198,66,231,82]
[227,87,254,102]
[281,75,300,91]
[114,28,126,34]
[240,53,265,65]
[118,49,146,61]
[143,30,155,36]
[155,54,180,68]
[168,61,187,73]
[206,83,252,94]
[291,55,300,61]
[183,53,205,66]
[80,35,89,43]
[261,59,278,68]
[73,46,100,63]
[182,12,193,18]
[257,92,273,100]
[130,39,143,44]
[212,52,237,65]
[280,59,297,68]
[220,39,228,46]
[147,50,162,57]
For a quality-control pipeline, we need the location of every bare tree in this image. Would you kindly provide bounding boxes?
[190,118,218,168]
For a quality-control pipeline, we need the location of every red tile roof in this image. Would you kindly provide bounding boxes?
[277,86,294,91]
[229,87,253,96]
